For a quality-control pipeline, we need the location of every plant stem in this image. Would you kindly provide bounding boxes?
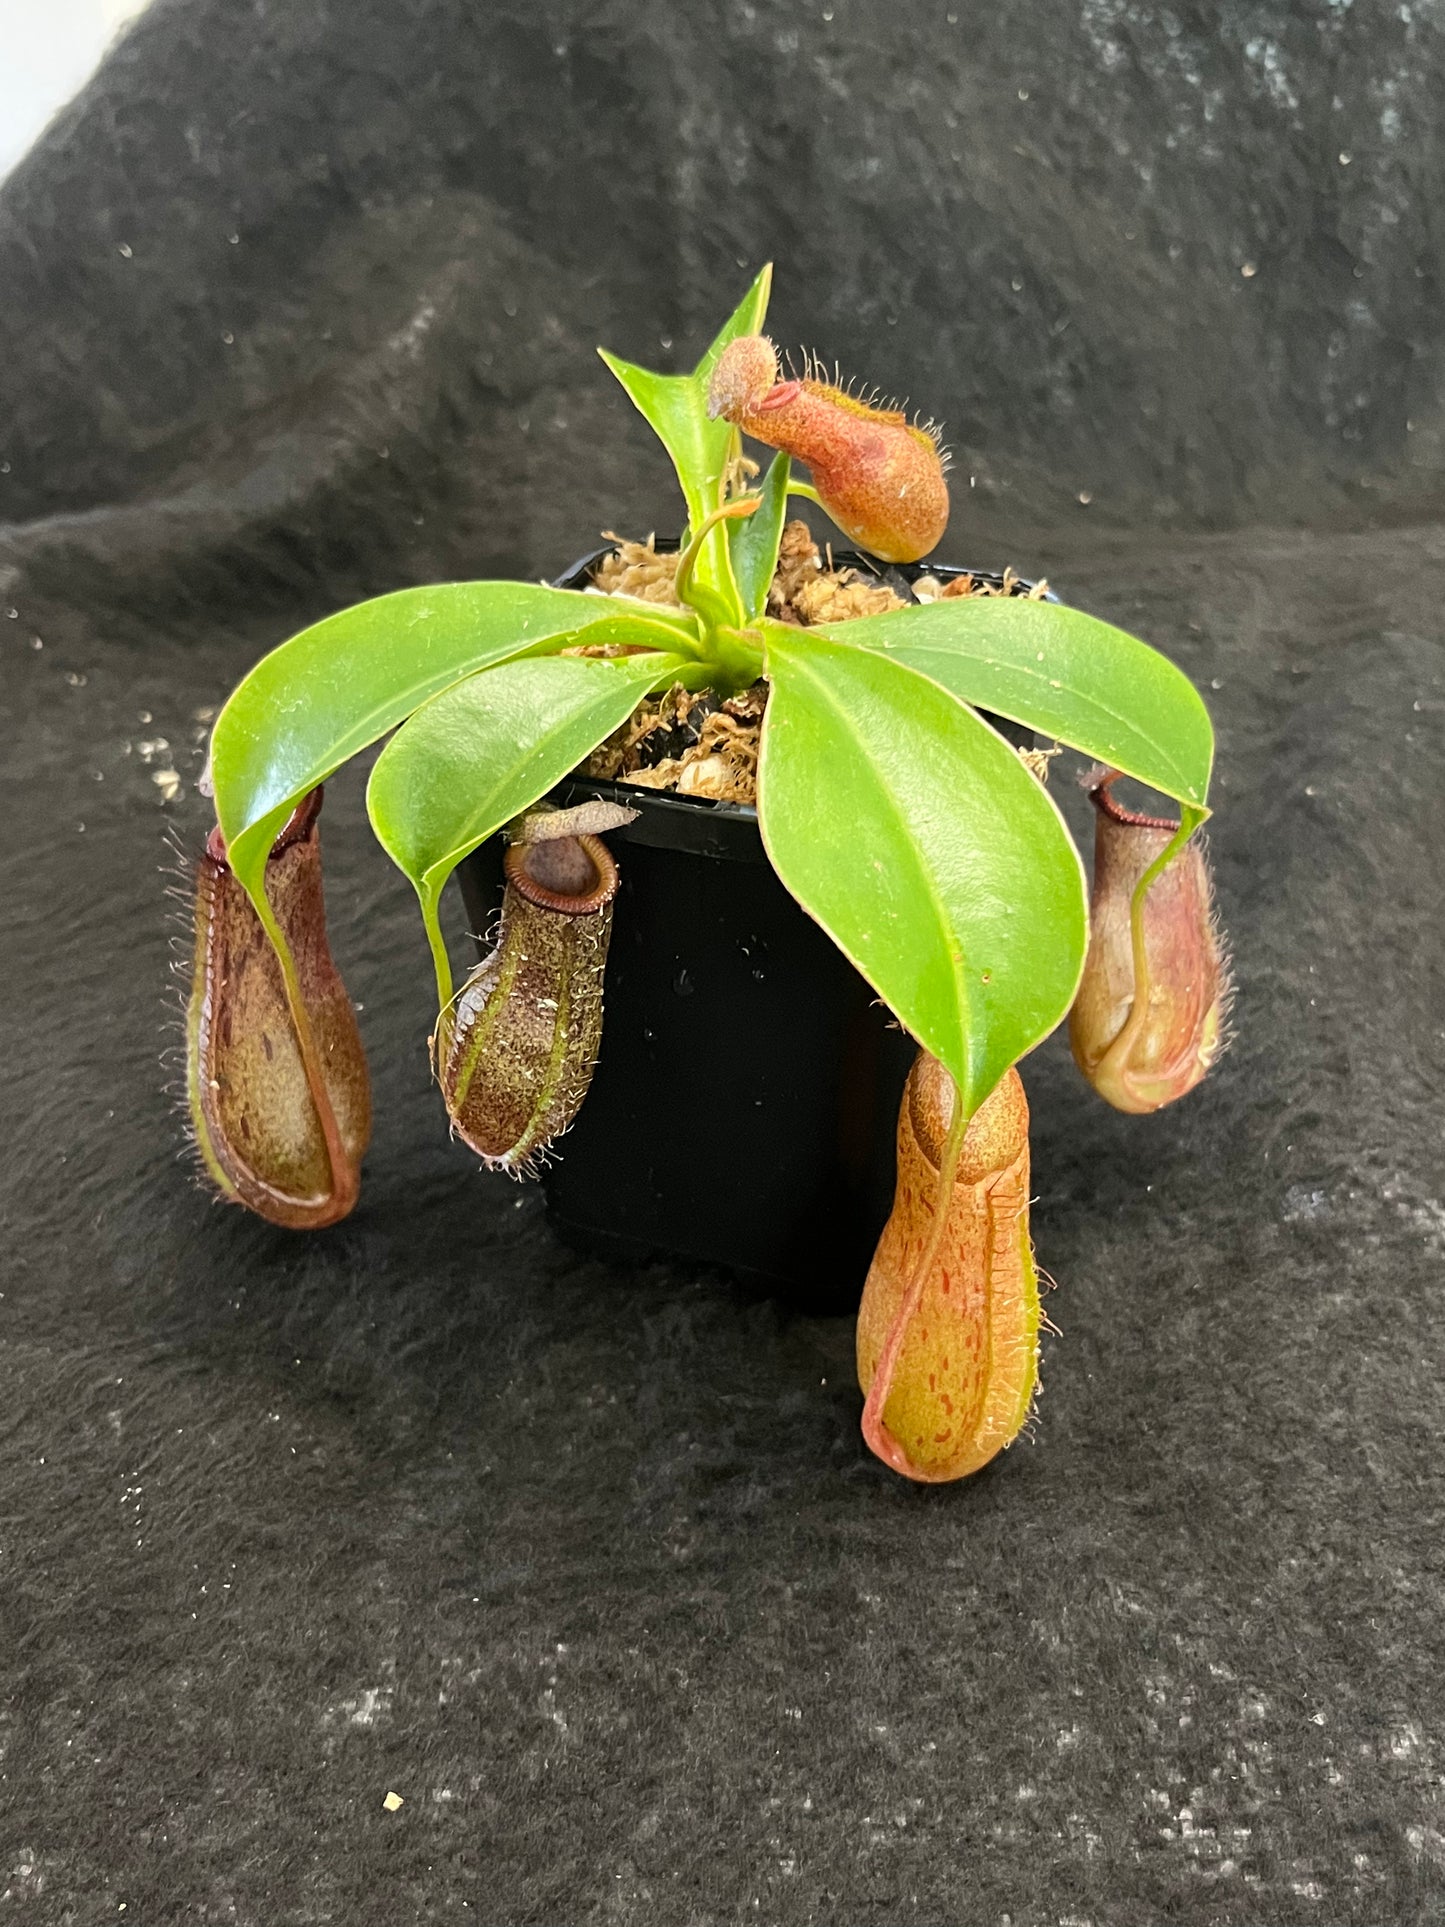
[420,884,456,1018]
[709,626,767,690]
[672,496,759,609]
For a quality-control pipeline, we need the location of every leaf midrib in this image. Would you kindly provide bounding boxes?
[881,639,1199,798]
[219,603,687,849]
[816,604,1212,804]
[762,643,975,1083]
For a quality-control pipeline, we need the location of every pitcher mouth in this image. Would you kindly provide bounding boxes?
[504,833,619,916]
[204,786,324,871]
[1086,768,1178,833]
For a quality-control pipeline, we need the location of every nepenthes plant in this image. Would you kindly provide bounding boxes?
[187,264,1230,1483]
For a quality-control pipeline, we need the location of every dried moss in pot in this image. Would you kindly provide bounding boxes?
[574,523,1048,805]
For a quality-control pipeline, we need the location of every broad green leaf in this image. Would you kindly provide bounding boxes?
[598,263,772,618]
[210,581,696,908]
[728,451,791,621]
[759,629,1088,1116]
[815,595,1214,808]
[366,650,686,1005]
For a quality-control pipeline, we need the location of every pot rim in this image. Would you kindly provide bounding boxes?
[554,538,1053,611]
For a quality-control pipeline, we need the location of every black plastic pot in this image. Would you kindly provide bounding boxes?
[457,545,1046,1309]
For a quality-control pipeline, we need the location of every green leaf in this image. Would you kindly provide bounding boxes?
[815,594,1214,808]
[759,628,1088,1116]
[598,263,772,619]
[209,581,696,909]
[366,650,686,1006]
[728,451,791,621]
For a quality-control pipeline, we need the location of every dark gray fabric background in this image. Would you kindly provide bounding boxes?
[2,2,1443,1921]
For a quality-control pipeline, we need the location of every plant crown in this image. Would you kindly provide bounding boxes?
[207,265,1213,1119]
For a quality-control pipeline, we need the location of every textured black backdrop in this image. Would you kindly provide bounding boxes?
[2,2,1444,1922]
